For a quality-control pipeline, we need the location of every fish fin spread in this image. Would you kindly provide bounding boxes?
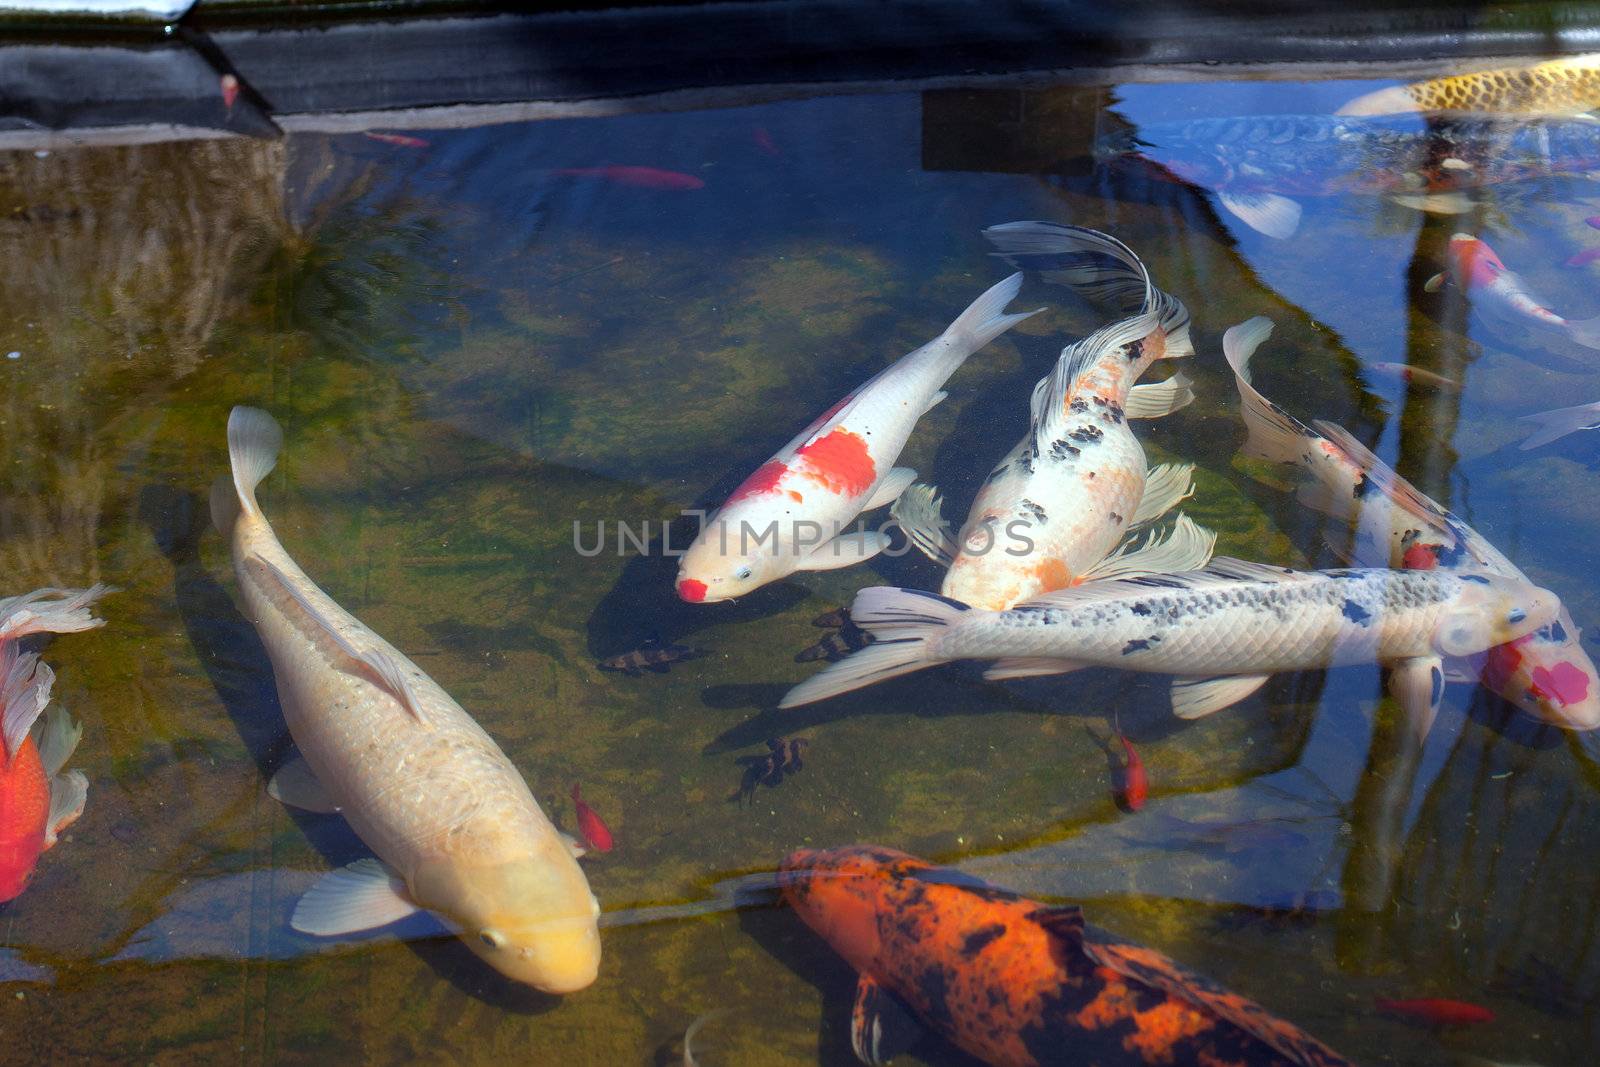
[1171,673,1272,718]
[1308,420,1454,528]
[983,656,1087,681]
[1027,904,1087,943]
[1517,401,1600,449]
[1080,938,1356,1067]
[1563,315,1600,352]
[888,483,957,566]
[268,755,341,814]
[851,973,924,1067]
[1388,191,1473,215]
[42,770,87,850]
[861,467,918,513]
[920,389,948,415]
[1080,514,1217,584]
[1388,656,1445,742]
[226,405,283,521]
[940,271,1041,358]
[779,588,966,708]
[1217,191,1303,239]
[293,858,420,936]
[559,831,589,859]
[796,531,890,572]
[1,653,52,760]
[1125,370,1196,419]
[33,705,81,779]
[250,557,428,725]
[1129,463,1197,529]
[0,584,112,641]
[1423,272,1447,293]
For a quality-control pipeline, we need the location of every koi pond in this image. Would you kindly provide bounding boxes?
[3,36,1600,1067]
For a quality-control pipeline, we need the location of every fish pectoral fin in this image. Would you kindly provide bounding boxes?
[851,973,924,1067]
[1423,271,1447,293]
[559,831,589,859]
[42,770,87,850]
[1026,904,1087,944]
[796,531,889,572]
[292,858,420,937]
[920,390,948,416]
[32,705,82,779]
[983,657,1086,681]
[267,755,341,814]
[861,467,918,513]
[1216,191,1302,239]
[1125,370,1196,419]
[1387,655,1445,743]
[1170,674,1272,719]
[1128,463,1196,529]
[1079,514,1216,583]
[1388,191,1473,215]
[888,483,957,565]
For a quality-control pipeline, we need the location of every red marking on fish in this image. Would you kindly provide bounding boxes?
[1480,635,1530,695]
[1531,661,1591,706]
[0,735,49,903]
[553,166,705,190]
[364,131,430,148]
[220,74,239,112]
[571,783,614,853]
[752,126,780,156]
[725,459,790,505]
[1566,246,1600,268]
[1451,236,1507,288]
[1401,542,1440,569]
[676,578,708,603]
[797,428,876,496]
[1374,997,1494,1027]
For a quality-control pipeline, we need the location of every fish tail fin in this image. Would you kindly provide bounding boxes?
[937,271,1041,365]
[1566,313,1600,352]
[778,588,966,708]
[209,475,241,538]
[0,585,112,641]
[1223,317,1310,464]
[1517,401,1600,450]
[226,406,283,522]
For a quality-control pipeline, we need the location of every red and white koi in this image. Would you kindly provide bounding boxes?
[1225,316,1600,732]
[675,274,1040,602]
[891,223,1210,610]
[1426,233,1600,370]
[1364,362,1461,392]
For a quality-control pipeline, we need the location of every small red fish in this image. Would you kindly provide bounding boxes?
[752,126,780,157]
[220,74,239,112]
[1113,716,1146,812]
[570,783,614,853]
[1365,362,1461,391]
[553,166,705,190]
[1374,997,1494,1027]
[363,131,430,149]
[1566,246,1600,268]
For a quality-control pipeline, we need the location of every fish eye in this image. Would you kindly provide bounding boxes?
[1509,608,1527,624]
[734,566,752,581]
[479,930,506,949]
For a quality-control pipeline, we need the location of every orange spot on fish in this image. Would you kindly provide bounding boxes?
[1530,661,1591,706]
[726,460,789,504]
[676,579,708,603]
[220,74,239,112]
[797,429,876,496]
[1401,542,1439,569]
[787,490,803,503]
[1028,557,1074,595]
[570,783,614,852]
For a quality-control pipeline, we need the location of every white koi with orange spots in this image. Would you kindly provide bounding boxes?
[893,223,1208,610]
[1226,316,1600,731]
[1426,233,1600,371]
[675,274,1040,603]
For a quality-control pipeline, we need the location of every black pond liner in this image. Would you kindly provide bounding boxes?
[3,0,1600,143]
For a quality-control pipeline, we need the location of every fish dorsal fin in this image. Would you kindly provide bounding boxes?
[292,858,421,936]
[1,649,52,760]
[251,558,428,725]
[851,973,924,1067]
[1080,938,1355,1067]
[1027,904,1087,944]
[1307,420,1454,526]
[1012,559,1312,612]
[1199,557,1319,583]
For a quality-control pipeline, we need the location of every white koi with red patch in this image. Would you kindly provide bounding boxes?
[675,274,1039,603]
[1426,233,1600,370]
[1226,316,1600,731]
[892,224,1204,610]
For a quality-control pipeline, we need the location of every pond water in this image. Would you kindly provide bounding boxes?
[2,58,1599,1066]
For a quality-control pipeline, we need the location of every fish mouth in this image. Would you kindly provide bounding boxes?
[676,578,709,603]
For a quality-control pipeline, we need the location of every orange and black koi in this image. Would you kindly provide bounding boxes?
[781,845,1354,1067]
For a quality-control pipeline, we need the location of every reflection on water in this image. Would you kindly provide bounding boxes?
[1,55,1599,1065]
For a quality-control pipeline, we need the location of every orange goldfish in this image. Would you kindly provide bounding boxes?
[780,845,1353,1067]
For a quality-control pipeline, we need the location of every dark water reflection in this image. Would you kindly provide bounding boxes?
[0,63,1595,1065]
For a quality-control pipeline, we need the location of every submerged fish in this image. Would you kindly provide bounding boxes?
[553,165,705,190]
[570,783,614,853]
[1517,397,1600,449]
[1425,233,1600,370]
[597,638,708,676]
[675,274,1039,603]
[0,586,107,902]
[1365,362,1461,391]
[1225,316,1600,732]
[1098,114,1600,238]
[1338,54,1600,116]
[1374,997,1494,1027]
[363,131,429,149]
[892,223,1211,610]
[214,407,600,993]
[780,845,1355,1067]
[1113,716,1147,812]
[780,561,1556,718]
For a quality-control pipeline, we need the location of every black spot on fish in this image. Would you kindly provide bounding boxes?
[960,923,1008,958]
[1070,397,1090,414]
[1353,473,1378,499]
[1550,619,1570,642]
[1430,665,1443,707]
[1068,425,1104,445]
[1325,570,1359,580]
[1019,447,1036,475]
[1092,396,1107,407]
[1020,499,1047,524]
[1341,599,1372,625]
[1459,573,1490,584]
[1109,511,1124,525]
[1050,439,1081,461]
[984,462,1011,484]
[1435,541,1467,567]
[1131,602,1152,616]
[1106,402,1125,424]
[1121,636,1159,655]
[1129,576,1188,589]
[1125,337,1145,362]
